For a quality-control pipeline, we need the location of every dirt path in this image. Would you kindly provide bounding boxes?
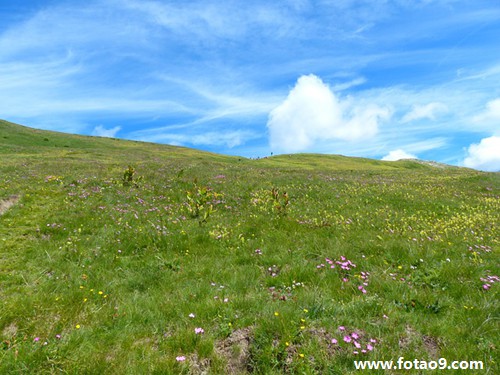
[0,195,19,215]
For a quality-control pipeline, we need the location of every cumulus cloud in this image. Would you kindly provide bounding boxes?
[463,136,500,172]
[267,74,390,153]
[381,149,417,161]
[92,125,121,138]
[401,102,448,123]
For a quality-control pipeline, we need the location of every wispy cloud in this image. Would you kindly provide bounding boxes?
[332,77,367,91]
[402,102,448,123]
[0,2,190,121]
[135,129,260,149]
[156,74,279,121]
[118,0,299,42]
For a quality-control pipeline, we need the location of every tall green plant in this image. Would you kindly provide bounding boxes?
[186,182,221,225]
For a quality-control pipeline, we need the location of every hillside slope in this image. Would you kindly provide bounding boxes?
[1,119,450,171]
[1,120,499,374]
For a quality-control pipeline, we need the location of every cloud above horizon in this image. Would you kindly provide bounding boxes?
[133,128,260,149]
[473,98,500,124]
[401,102,448,123]
[463,136,500,172]
[382,149,418,161]
[267,74,390,153]
[92,125,121,138]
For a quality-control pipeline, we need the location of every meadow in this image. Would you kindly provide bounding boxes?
[1,120,498,374]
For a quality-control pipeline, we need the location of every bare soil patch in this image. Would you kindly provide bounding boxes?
[0,195,19,215]
[215,327,253,374]
[399,325,441,358]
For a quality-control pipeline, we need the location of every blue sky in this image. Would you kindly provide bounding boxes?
[1,0,499,170]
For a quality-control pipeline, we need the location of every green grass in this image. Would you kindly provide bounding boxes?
[1,119,499,374]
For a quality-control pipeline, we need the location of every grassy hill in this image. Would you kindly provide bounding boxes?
[1,120,498,374]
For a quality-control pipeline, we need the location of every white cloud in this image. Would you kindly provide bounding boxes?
[157,74,279,121]
[92,125,121,138]
[463,136,500,172]
[401,102,448,123]
[119,0,298,42]
[331,77,367,91]
[137,130,259,148]
[399,138,448,153]
[473,98,500,123]
[267,74,390,153]
[381,149,417,161]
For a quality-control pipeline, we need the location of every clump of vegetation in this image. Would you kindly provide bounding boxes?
[271,187,290,216]
[185,181,222,225]
[122,165,143,187]
[250,187,290,217]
